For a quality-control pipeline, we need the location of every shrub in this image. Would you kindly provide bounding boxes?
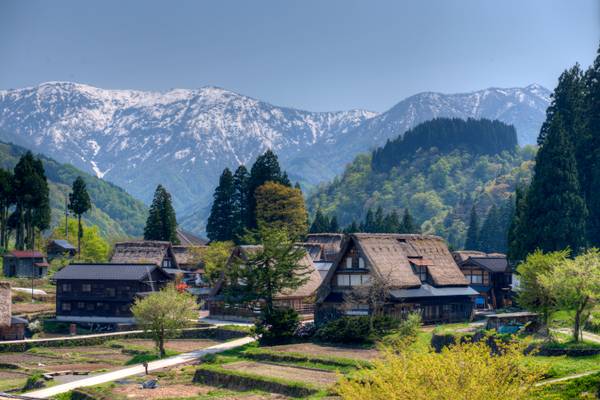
[254,308,300,345]
[22,373,44,391]
[315,316,372,343]
[294,321,316,339]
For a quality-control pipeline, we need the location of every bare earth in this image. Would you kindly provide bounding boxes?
[113,383,288,399]
[263,342,380,360]
[120,339,221,352]
[222,361,338,386]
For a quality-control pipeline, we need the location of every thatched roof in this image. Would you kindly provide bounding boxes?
[110,240,176,267]
[172,245,205,269]
[0,281,11,328]
[318,234,468,301]
[305,233,344,262]
[176,229,208,246]
[453,251,509,273]
[212,245,323,300]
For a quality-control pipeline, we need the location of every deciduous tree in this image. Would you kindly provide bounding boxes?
[255,181,308,241]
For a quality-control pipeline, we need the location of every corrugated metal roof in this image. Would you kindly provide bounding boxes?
[51,239,76,250]
[52,263,162,281]
[390,284,479,299]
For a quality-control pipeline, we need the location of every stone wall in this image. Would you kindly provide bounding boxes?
[0,281,11,328]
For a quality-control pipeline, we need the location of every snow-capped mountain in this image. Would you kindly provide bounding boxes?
[0,82,549,233]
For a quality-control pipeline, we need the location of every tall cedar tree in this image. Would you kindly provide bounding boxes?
[508,187,528,262]
[247,150,287,229]
[206,169,235,242]
[12,152,50,250]
[584,47,600,245]
[0,169,14,249]
[464,206,480,250]
[68,176,91,256]
[401,208,418,233]
[254,181,308,241]
[144,185,179,244]
[329,215,340,233]
[231,165,250,243]
[310,209,330,233]
[523,114,587,254]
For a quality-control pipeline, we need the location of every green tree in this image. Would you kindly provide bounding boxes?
[401,208,418,233]
[479,205,503,252]
[247,150,287,229]
[309,209,330,233]
[12,152,50,250]
[0,168,14,249]
[232,165,250,242]
[508,186,528,263]
[225,228,310,317]
[584,46,600,246]
[131,285,198,357]
[329,215,340,233]
[255,181,308,241]
[207,168,235,242]
[516,249,569,327]
[201,241,234,285]
[523,114,587,255]
[50,218,109,262]
[345,220,360,233]
[464,206,480,250]
[144,185,179,244]
[540,248,600,342]
[68,176,91,256]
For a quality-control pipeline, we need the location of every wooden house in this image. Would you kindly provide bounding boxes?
[110,241,178,269]
[0,281,27,340]
[47,239,77,260]
[53,263,171,324]
[172,245,205,271]
[2,250,49,278]
[305,233,344,262]
[452,251,512,309]
[315,234,478,325]
[207,245,324,322]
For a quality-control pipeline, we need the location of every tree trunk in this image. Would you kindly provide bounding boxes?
[158,329,165,358]
[574,309,581,342]
[77,214,82,258]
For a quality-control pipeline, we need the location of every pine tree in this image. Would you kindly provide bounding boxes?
[478,205,500,253]
[523,113,587,254]
[508,187,527,262]
[0,169,14,249]
[584,46,600,246]
[206,169,235,242]
[68,176,92,256]
[247,150,286,229]
[464,206,480,250]
[384,210,401,233]
[232,165,250,242]
[374,206,385,232]
[401,208,418,233]
[329,215,339,233]
[345,220,360,233]
[361,208,375,232]
[144,184,179,244]
[309,209,330,233]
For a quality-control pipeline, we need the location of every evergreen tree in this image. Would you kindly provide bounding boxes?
[68,176,91,256]
[0,169,14,249]
[584,46,600,246]
[464,206,480,250]
[247,150,286,229]
[508,186,528,263]
[401,208,418,233]
[523,113,587,254]
[232,165,250,242]
[384,209,401,233]
[206,169,235,242]
[478,205,500,253]
[309,209,330,233]
[361,208,375,232]
[374,206,385,232]
[329,215,340,233]
[144,185,179,244]
[345,220,360,233]
[12,152,50,250]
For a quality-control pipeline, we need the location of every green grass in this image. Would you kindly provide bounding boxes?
[523,354,600,379]
[125,349,179,365]
[531,372,600,399]
[0,376,28,393]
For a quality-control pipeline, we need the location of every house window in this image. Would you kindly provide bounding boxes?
[337,274,350,286]
[413,265,427,282]
[358,257,365,269]
[61,283,71,292]
[82,283,92,292]
[350,274,362,286]
[106,287,116,297]
[77,302,85,309]
[163,258,172,268]
[61,302,71,311]
[86,303,94,311]
[336,273,370,286]
[345,257,353,269]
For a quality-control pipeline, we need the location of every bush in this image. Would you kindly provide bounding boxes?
[254,308,300,345]
[316,316,371,343]
[22,373,44,391]
[294,321,316,339]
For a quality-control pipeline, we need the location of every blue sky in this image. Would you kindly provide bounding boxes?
[1,0,598,111]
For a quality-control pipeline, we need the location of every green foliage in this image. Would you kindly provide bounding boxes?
[0,141,147,238]
[309,209,330,233]
[50,217,110,262]
[202,240,235,285]
[254,307,300,345]
[255,181,308,241]
[464,206,480,249]
[532,372,600,400]
[224,228,310,315]
[0,168,13,249]
[315,315,401,344]
[308,124,531,248]
[131,285,198,357]
[232,165,251,242]
[143,184,179,244]
[207,168,235,242]
[68,176,91,254]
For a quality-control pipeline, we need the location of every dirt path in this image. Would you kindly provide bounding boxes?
[263,342,379,360]
[535,369,600,386]
[222,361,338,386]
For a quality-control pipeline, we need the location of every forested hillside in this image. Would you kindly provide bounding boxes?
[0,141,147,238]
[308,118,535,249]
